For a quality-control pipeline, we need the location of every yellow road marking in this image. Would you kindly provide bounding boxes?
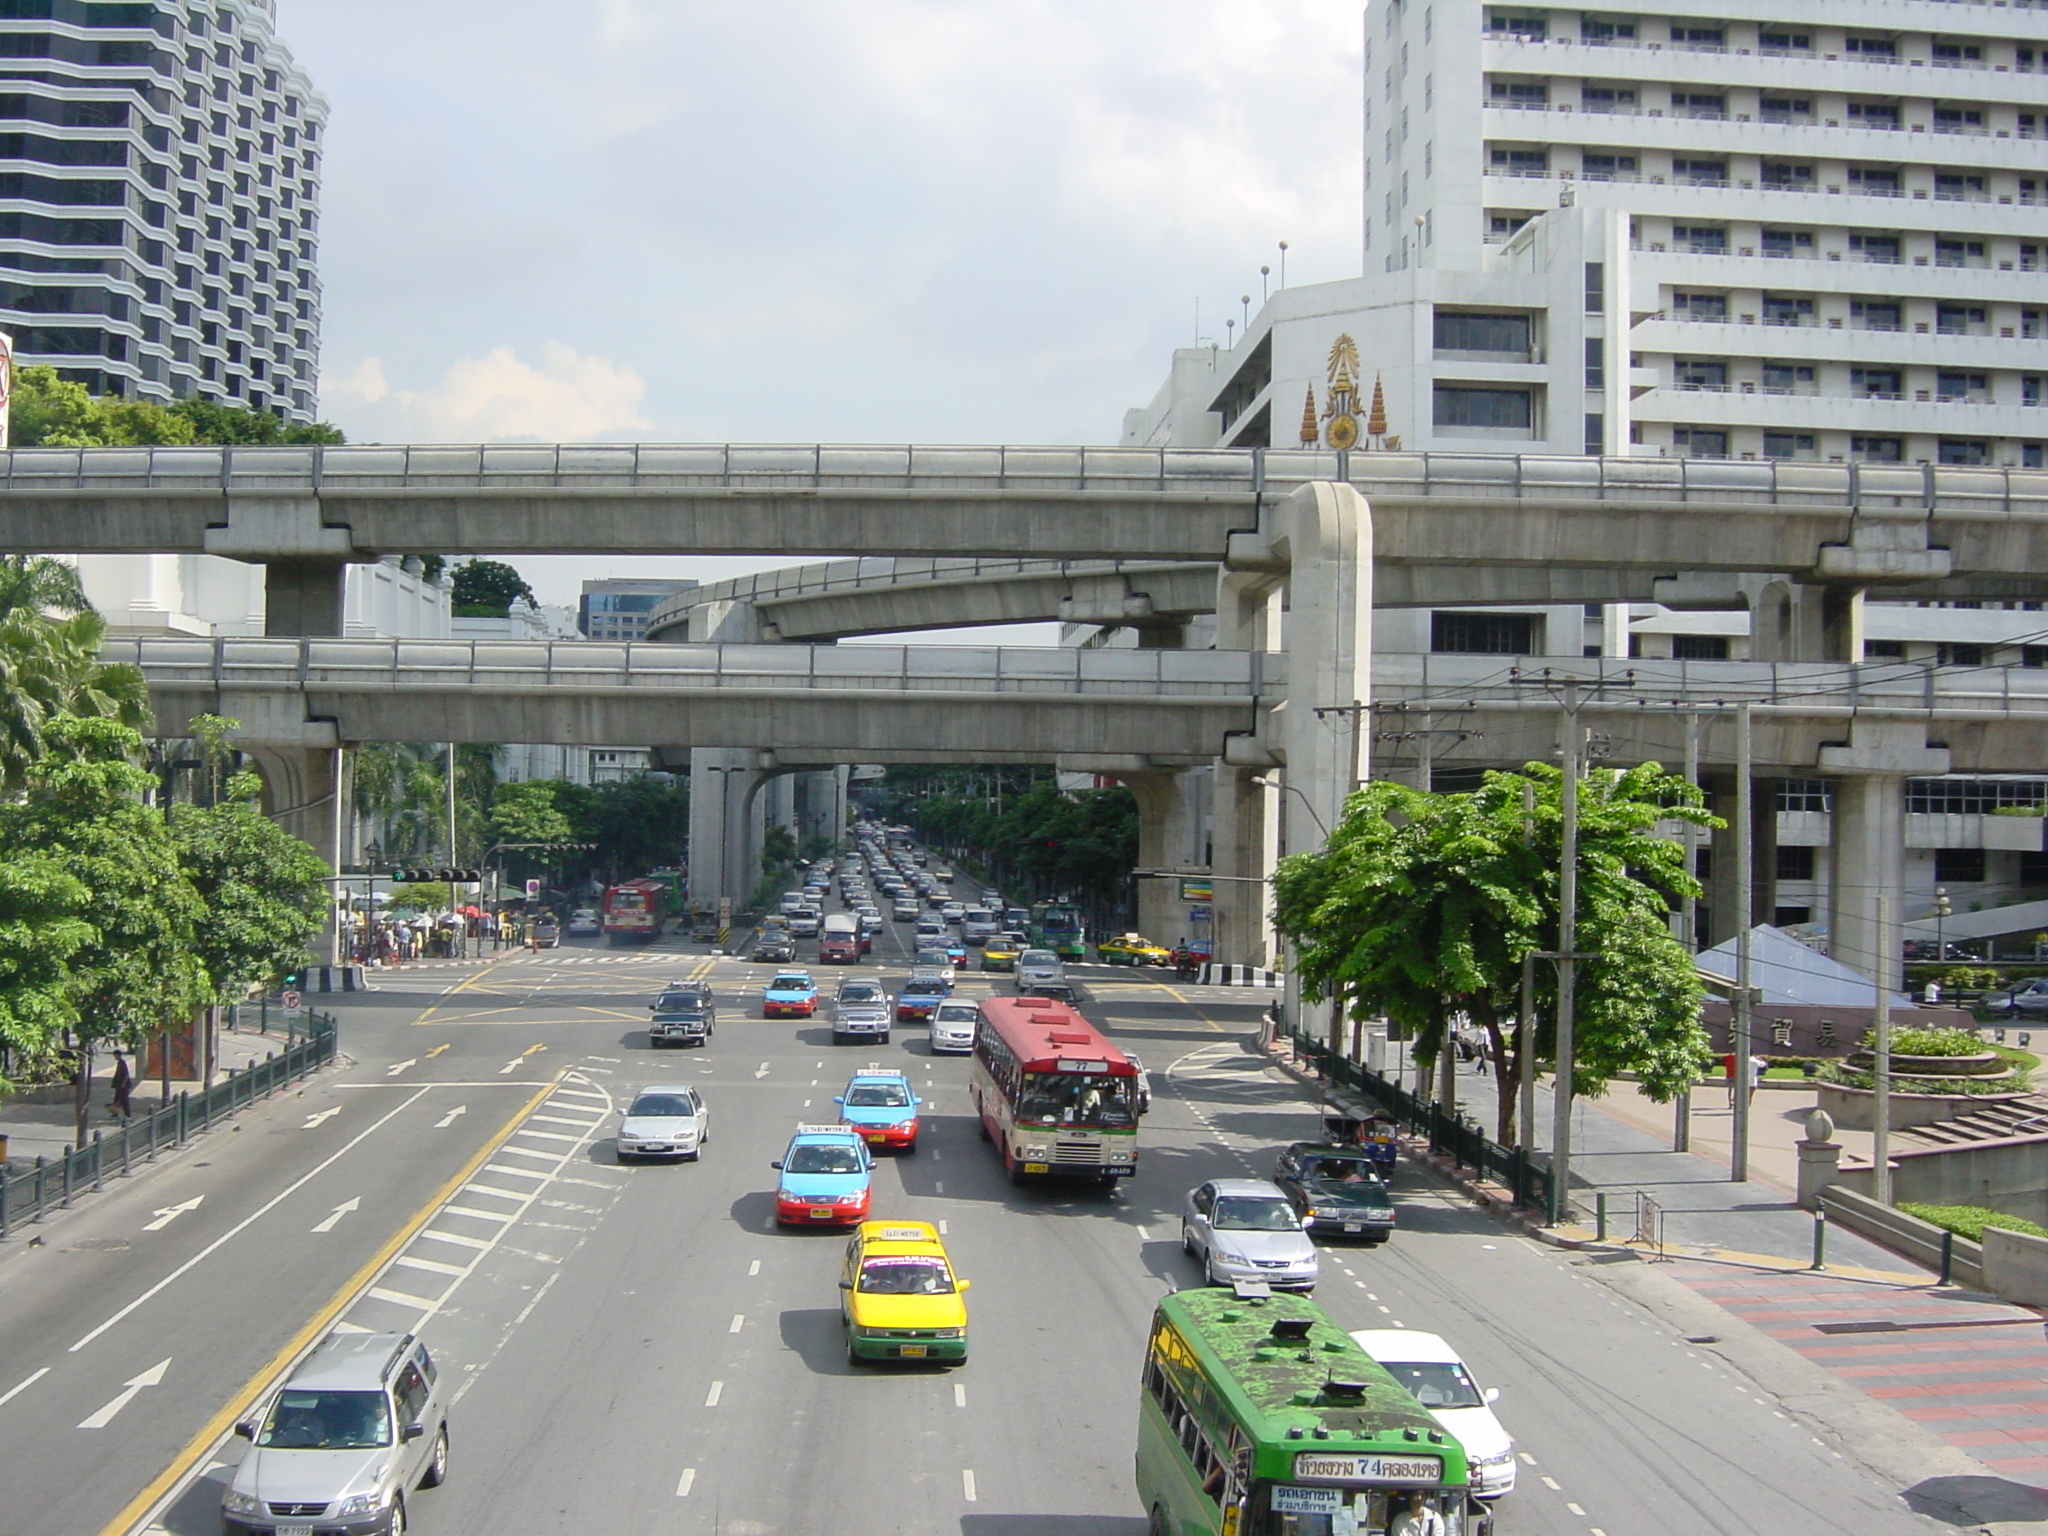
[424,1043,451,1058]
[95,1076,559,1536]
[1158,983,1225,1033]
[521,1043,547,1057]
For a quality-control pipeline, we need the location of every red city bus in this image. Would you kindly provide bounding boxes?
[602,878,668,944]
[969,996,1140,1184]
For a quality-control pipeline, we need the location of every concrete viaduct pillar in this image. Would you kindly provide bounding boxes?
[1704,773,1782,948]
[1117,770,1202,943]
[1209,569,1283,969]
[244,739,344,963]
[1822,722,1951,994]
[688,748,765,913]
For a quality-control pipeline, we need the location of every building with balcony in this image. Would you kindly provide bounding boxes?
[0,0,324,420]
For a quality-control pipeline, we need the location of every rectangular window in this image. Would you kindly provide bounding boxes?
[1671,25,1724,47]
[1933,108,1984,134]
[1763,364,1815,394]
[1673,634,1732,660]
[1763,431,1817,458]
[1584,262,1604,313]
[1672,223,1728,253]
[1852,435,1904,462]
[1673,162,1730,189]
[1580,17,1634,41]
[1581,152,1637,180]
[1431,612,1539,654]
[1489,147,1549,175]
[1932,39,1983,62]
[1850,233,1902,265]
[1852,299,1903,331]
[1935,848,1988,884]
[1433,385,1534,430]
[1864,638,1907,658]
[1760,31,1812,51]
[1850,167,1902,195]
[1934,237,1986,266]
[1584,412,1604,455]
[1937,304,1988,335]
[1672,93,1727,120]
[1934,179,1987,208]
[1937,372,1990,402]
[1853,367,1904,398]
[1672,291,1728,322]
[1673,427,1729,458]
[1761,294,1815,326]
[1775,846,1817,882]
[1847,101,1901,129]
[1761,229,1814,258]
[1486,14,1548,38]
[1432,312,1536,362]
[1489,80,1549,106]
[1760,99,1813,124]
[1676,359,1728,390]
[1584,337,1604,389]
[1846,36,1898,58]
[1938,439,1989,466]
[1580,85,1636,112]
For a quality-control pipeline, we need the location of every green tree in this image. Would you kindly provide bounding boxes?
[7,364,345,447]
[760,824,797,876]
[0,554,92,620]
[0,718,208,1140]
[449,559,537,618]
[0,853,96,1086]
[171,770,330,1006]
[1273,764,1714,1144]
[489,779,579,848]
[0,607,151,793]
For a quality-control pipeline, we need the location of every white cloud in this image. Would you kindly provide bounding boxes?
[325,343,652,442]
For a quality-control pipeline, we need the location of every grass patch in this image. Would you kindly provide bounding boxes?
[1898,1204,2048,1243]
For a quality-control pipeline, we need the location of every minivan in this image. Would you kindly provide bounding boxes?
[960,907,998,946]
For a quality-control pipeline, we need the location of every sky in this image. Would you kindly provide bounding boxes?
[284,0,1366,611]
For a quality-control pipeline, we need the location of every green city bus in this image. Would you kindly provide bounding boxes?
[1031,900,1087,960]
[1138,1288,1491,1536]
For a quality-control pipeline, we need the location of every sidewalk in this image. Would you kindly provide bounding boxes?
[0,1017,314,1167]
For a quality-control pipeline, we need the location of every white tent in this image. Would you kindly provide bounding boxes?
[1695,923,1911,1009]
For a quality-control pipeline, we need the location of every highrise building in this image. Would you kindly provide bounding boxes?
[580,578,698,641]
[1130,0,2046,470]
[0,0,325,420]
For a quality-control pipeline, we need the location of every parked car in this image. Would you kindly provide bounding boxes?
[222,1331,450,1536]
[2000,977,2048,1015]
[1180,1178,1319,1293]
[1350,1330,1517,1498]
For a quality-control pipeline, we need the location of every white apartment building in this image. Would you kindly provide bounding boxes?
[0,0,325,419]
[1119,0,2048,954]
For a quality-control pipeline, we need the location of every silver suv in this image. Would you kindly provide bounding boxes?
[830,978,893,1045]
[224,1331,449,1535]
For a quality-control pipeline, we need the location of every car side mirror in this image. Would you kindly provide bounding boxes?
[771,1160,783,1170]
[1484,1386,1501,1404]
[838,1278,854,1290]
[834,1096,845,1104]
[958,1278,971,1291]
[1301,1215,1315,1230]
[233,1420,255,1440]
[398,1420,426,1443]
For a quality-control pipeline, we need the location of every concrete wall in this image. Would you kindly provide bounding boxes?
[1982,1227,2048,1309]
[1818,1185,1986,1288]
[1815,1082,2035,1131]
[1888,1137,2048,1228]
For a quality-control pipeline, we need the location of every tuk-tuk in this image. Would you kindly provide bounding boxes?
[1321,1110,1400,1179]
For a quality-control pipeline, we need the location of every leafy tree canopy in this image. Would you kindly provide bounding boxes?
[450,558,537,618]
[0,853,96,1084]
[172,769,331,1004]
[1273,764,1715,1143]
[9,364,345,447]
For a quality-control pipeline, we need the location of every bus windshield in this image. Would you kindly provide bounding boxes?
[1250,1486,1467,1536]
[1016,1072,1137,1127]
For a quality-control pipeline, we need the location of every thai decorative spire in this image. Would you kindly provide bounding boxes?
[1299,386,1320,445]
[1365,373,1388,439]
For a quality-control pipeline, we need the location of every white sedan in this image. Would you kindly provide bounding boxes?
[1350,1329,1516,1498]
[616,1083,709,1163]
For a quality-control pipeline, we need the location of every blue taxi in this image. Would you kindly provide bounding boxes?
[762,970,820,1019]
[772,1124,874,1228]
[836,1068,922,1153]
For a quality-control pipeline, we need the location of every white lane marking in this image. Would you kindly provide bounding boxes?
[433,1104,467,1129]
[301,1107,341,1129]
[1377,1305,1391,1314]
[396,1254,469,1278]
[72,1087,437,1351]
[1518,1453,1537,1465]
[310,1197,360,1234]
[367,1285,443,1310]
[676,1468,697,1498]
[1567,1503,1587,1516]
[531,1112,601,1126]
[935,1181,944,1194]
[729,1314,745,1334]
[386,1058,417,1076]
[802,1100,811,1108]
[0,1366,50,1408]
[420,1228,491,1251]
[494,1145,557,1162]
[1136,1225,1151,1241]
[498,1057,527,1074]
[954,1382,967,1408]
[461,1183,535,1203]
[704,1380,723,1407]
[938,1220,948,1235]
[442,1203,517,1222]
[748,1260,762,1276]
[513,1129,583,1143]
[962,1469,978,1503]
[553,1087,606,1100]
[1541,1476,1562,1491]
[141,1196,204,1232]
[755,1062,771,1079]
[483,1164,550,1181]
[77,1358,170,1428]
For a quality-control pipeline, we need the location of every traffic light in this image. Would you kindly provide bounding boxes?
[389,868,483,882]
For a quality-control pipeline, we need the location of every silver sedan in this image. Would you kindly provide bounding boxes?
[1181,1178,1319,1292]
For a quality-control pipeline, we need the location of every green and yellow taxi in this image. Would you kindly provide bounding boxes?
[839,1219,969,1365]
[1098,933,1172,967]
[979,931,1025,972]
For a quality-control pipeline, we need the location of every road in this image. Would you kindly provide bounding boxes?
[0,871,1968,1536]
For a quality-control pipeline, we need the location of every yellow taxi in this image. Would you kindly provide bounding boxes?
[839,1219,970,1365]
[1098,933,1172,966]
[979,932,1024,972]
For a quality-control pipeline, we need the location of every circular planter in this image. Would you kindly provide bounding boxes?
[1847,1050,2008,1078]
[1816,1079,2032,1131]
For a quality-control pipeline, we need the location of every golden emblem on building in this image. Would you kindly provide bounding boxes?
[1322,334,1361,450]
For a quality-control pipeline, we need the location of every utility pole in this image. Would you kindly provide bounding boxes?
[445,742,461,958]
[1674,708,1703,1152]
[1873,894,1894,1205]
[1551,680,1583,1227]
[1518,780,1538,1154]
[1730,703,1755,1181]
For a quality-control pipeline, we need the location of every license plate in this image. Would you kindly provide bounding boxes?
[1023,1162,1049,1174]
[277,1527,315,1536]
[899,1344,927,1358]
[865,1133,886,1142]
[809,1209,835,1220]
[1344,1223,1362,1232]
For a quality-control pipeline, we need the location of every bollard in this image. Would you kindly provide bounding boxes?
[1940,1230,1955,1287]
[91,1130,103,1192]
[1811,1206,1828,1271]
[1596,1192,1609,1242]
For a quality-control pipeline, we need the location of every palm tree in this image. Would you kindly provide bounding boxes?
[0,555,91,622]
[0,606,151,791]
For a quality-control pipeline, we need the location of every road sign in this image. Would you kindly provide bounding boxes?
[281,989,303,1012]
[1179,878,1214,903]
[525,878,541,897]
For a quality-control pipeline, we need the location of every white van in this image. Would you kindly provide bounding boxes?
[960,907,998,945]
[779,890,806,915]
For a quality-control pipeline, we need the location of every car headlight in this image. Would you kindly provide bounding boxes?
[839,1191,867,1204]
[335,1491,388,1517]
[1474,1449,1515,1467]
[1020,1145,1049,1159]
[929,1327,964,1339]
[222,1488,264,1516]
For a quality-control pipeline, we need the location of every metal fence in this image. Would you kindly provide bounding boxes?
[1285,1027,1552,1212]
[0,1012,339,1239]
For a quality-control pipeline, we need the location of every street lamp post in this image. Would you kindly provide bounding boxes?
[1249,775,1330,840]
[1933,886,1952,965]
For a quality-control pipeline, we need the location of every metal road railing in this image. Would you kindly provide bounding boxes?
[0,1011,338,1240]
[105,636,1276,699]
[2,442,2044,518]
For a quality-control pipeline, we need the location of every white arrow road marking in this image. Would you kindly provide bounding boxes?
[310,1197,360,1234]
[141,1197,202,1232]
[755,1061,771,1079]
[77,1358,169,1428]
[387,1058,418,1077]
[498,1058,524,1075]
[301,1107,340,1129]
[434,1105,467,1129]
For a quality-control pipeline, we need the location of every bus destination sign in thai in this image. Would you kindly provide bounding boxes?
[1271,1485,1345,1514]
[1055,1059,1108,1073]
[1293,1453,1443,1485]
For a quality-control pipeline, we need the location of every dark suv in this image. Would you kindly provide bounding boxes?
[649,987,717,1047]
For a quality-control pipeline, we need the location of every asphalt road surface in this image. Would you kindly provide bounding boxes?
[0,883,1970,1536]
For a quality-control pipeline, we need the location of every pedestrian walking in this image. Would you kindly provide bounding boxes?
[108,1052,134,1118]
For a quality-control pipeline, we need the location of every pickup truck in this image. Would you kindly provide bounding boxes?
[819,912,861,964]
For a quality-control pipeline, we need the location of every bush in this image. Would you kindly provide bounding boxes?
[1898,1203,2048,1243]
[1816,1062,2010,1095]
[1860,1026,1987,1057]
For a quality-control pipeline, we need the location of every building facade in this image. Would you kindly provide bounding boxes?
[579,578,697,642]
[0,0,324,419]
[1120,0,2048,958]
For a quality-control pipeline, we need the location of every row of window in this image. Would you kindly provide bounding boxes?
[1662,426,2043,467]
[1484,12,2043,72]
[1659,292,2041,338]
[1489,79,2045,129]
[1489,147,2047,207]
[1667,361,2048,406]
[1632,226,2041,270]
